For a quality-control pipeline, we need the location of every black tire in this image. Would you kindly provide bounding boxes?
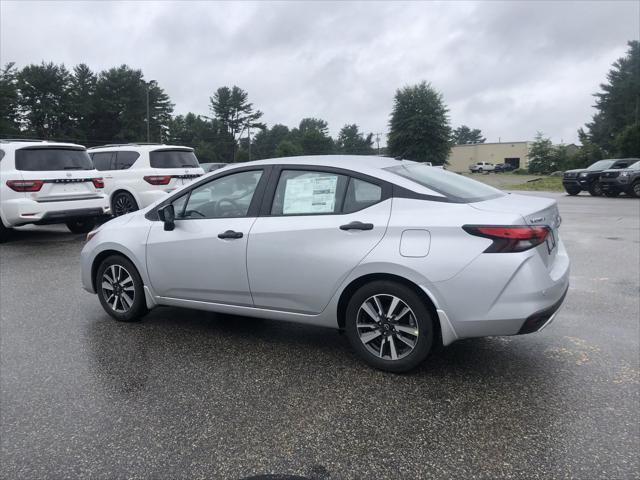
[632,180,640,198]
[478,168,483,173]
[603,190,620,197]
[345,280,434,373]
[96,255,148,322]
[112,191,138,217]
[0,220,12,243]
[564,187,581,196]
[588,181,603,196]
[66,218,96,234]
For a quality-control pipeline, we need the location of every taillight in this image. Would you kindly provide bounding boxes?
[91,178,104,189]
[462,225,550,253]
[6,180,44,192]
[143,175,172,185]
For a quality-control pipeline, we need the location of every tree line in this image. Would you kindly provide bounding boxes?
[1,40,637,169]
[528,41,639,173]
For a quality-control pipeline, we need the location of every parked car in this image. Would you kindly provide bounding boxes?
[562,158,636,196]
[81,155,569,372]
[599,160,640,197]
[199,162,228,173]
[469,161,495,173]
[494,163,515,173]
[88,143,205,216]
[0,140,109,241]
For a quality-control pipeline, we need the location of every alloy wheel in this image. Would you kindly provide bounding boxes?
[356,294,419,361]
[113,194,136,216]
[101,264,135,313]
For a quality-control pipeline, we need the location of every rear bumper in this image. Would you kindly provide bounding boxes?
[517,285,568,334]
[432,238,570,341]
[137,189,171,209]
[2,197,110,227]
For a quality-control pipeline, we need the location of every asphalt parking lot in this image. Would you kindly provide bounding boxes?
[1,193,638,479]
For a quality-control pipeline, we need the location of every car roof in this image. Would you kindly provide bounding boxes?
[235,155,413,174]
[211,155,445,195]
[0,140,86,151]
[88,143,193,152]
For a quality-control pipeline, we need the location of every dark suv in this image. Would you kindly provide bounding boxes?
[562,158,637,196]
[600,160,640,197]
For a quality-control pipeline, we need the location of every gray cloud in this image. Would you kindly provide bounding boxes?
[1,0,638,144]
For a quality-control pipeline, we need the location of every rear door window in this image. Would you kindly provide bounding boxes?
[91,152,114,171]
[116,151,139,170]
[270,170,349,215]
[15,148,94,171]
[149,149,199,168]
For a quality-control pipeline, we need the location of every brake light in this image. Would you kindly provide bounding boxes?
[462,225,550,253]
[91,178,104,189]
[6,180,44,192]
[143,175,172,185]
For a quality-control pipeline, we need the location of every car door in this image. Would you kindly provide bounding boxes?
[146,167,269,305]
[247,167,392,314]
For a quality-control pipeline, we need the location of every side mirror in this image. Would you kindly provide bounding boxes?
[158,204,175,231]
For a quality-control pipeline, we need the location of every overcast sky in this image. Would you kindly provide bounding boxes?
[1,1,638,144]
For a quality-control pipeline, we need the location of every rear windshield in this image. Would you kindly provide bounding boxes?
[149,149,199,169]
[386,163,504,202]
[15,148,93,171]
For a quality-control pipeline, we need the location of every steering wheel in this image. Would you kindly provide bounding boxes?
[216,198,243,217]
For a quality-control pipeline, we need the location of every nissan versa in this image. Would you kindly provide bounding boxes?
[81,156,570,372]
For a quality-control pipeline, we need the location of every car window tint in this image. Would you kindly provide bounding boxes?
[343,178,382,213]
[176,170,263,219]
[386,163,504,202]
[150,149,199,168]
[91,152,114,171]
[271,170,348,215]
[116,151,139,170]
[15,148,94,171]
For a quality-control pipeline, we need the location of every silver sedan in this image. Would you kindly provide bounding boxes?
[81,156,570,372]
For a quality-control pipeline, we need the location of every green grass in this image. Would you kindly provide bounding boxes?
[508,176,564,192]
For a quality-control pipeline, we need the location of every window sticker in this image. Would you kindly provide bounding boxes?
[282,175,338,214]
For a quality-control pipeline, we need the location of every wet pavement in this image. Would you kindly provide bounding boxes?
[1,193,638,479]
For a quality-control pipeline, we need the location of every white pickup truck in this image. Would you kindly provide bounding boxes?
[469,161,495,173]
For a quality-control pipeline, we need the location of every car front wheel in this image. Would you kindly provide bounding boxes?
[345,281,434,372]
[588,181,603,196]
[66,218,96,234]
[564,186,581,196]
[632,180,640,198]
[96,255,148,322]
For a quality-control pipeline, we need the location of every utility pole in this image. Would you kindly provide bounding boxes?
[373,132,383,156]
[146,83,150,143]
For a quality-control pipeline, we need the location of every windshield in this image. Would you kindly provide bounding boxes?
[587,160,615,171]
[629,161,640,170]
[386,163,504,202]
[15,147,93,171]
[149,149,199,169]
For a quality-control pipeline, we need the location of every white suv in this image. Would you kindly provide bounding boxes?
[88,144,204,216]
[469,162,495,173]
[0,140,109,241]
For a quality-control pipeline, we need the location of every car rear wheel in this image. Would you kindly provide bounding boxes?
[112,192,138,217]
[345,281,434,372]
[564,186,581,196]
[0,220,12,243]
[632,180,640,198]
[66,218,96,234]
[96,255,148,322]
[588,181,603,196]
